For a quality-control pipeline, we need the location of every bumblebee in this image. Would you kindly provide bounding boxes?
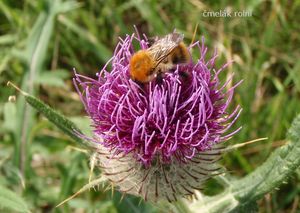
[129,32,190,83]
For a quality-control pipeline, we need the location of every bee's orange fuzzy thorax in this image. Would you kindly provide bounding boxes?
[129,50,154,83]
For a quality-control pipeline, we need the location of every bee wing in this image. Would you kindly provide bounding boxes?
[148,32,184,68]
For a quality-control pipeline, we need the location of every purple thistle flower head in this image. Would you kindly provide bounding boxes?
[74,31,241,201]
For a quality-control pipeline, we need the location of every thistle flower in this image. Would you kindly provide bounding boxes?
[74,32,242,202]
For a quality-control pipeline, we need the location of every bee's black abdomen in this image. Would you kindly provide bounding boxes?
[171,43,189,64]
[172,54,181,64]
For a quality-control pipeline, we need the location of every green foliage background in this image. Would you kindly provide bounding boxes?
[0,0,299,212]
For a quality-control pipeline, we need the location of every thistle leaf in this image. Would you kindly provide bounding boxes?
[184,114,300,213]
[0,185,30,213]
[229,201,258,213]
[8,82,88,149]
[232,114,300,202]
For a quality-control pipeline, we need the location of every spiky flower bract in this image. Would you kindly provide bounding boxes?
[74,32,241,202]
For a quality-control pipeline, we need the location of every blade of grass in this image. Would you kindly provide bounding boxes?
[13,0,80,176]
[58,15,111,62]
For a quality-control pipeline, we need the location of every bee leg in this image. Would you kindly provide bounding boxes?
[168,67,176,73]
[132,79,147,90]
[156,72,164,84]
[178,71,190,82]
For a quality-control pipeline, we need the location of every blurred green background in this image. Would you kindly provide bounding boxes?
[0,0,299,212]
